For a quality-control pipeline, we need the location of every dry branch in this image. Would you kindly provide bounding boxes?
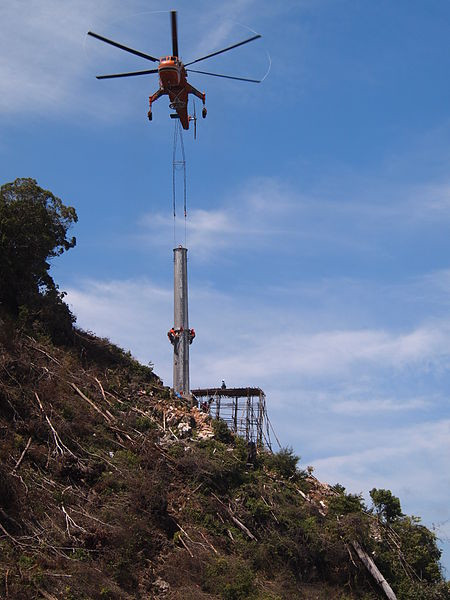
[34,393,76,457]
[178,533,194,557]
[230,515,256,540]
[94,377,112,405]
[69,507,115,528]
[11,436,32,473]
[352,541,397,600]
[200,531,218,554]
[0,522,22,546]
[61,506,87,537]
[70,383,113,423]
[211,492,256,541]
[26,337,61,365]
[35,586,59,600]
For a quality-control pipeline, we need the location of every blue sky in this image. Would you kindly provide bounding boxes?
[2,0,450,576]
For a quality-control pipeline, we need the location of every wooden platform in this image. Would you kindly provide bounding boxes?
[191,387,264,398]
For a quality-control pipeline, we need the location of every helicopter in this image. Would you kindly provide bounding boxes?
[88,11,262,130]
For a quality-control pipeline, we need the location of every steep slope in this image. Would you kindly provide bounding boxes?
[0,325,449,600]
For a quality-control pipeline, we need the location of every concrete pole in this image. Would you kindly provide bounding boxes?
[173,246,190,395]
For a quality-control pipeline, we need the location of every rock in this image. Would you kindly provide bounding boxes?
[153,578,170,594]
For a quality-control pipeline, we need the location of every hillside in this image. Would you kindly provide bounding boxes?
[0,320,449,600]
[1,178,449,599]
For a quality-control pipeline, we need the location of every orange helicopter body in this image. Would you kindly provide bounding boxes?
[88,11,261,131]
[153,56,204,130]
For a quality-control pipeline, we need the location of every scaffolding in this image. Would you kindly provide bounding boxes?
[191,387,273,450]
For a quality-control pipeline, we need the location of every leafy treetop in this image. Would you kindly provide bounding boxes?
[370,487,404,523]
[0,178,77,315]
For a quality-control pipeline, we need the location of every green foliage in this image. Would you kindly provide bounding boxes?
[212,417,234,444]
[366,512,445,598]
[370,488,403,523]
[245,496,272,523]
[263,446,300,479]
[204,557,256,600]
[114,449,140,468]
[0,178,77,342]
[0,178,77,312]
[393,516,442,583]
[328,491,365,516]
[134,415,156,432]
[180,439,250,494]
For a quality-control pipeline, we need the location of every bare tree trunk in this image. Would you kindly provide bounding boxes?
[351,541,397,600]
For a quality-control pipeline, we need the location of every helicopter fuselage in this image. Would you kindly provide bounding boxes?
[157,56,191,129]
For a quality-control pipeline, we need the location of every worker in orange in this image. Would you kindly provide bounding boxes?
[167,328,176,344]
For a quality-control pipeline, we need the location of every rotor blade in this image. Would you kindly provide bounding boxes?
[184,34,261,67]
[87,31,159,63]
[186,68,261,83]
[171,10,179,58]
[96,69,159,80]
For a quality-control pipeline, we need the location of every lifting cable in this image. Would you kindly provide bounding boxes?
[172,119,187,247]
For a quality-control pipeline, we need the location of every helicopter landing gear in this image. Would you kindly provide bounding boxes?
[147,110,152,121]
[202,107,207,119]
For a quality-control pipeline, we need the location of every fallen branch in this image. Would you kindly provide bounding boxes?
[68,437,122,474]
[11,436,32,473]
[105,390,126,405]
[211,493,256,541]
[261,494,279,523]
[295,487,309,501]
[200,531,219,554]
[70,383,113,423]
[69,507,115,529]
[35,586,59,600]
[178,533,194,557]
[108,425,133,442]
[35,393,75,457]
[0,522,25,547]
[352,541,397,600]
[26,337,61,365]
[61,506,87,537]
[94,377,112,406]
[230,515,256,541]
[345,543,358,568]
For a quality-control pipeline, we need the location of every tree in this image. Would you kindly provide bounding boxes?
[369,488,403,523]
[0,178,77,315]
[264,447,300,479]
[0,178,77,343]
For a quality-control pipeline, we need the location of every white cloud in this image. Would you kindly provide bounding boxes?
[311,418,450,522]
[0,1,124,116]
[331,396,431,415]
[137,176,334,258]
[137,178,294,255]
[66,270,450,389]
[66,278,173,380]
[196,325,450,385]
[134,173,450,267]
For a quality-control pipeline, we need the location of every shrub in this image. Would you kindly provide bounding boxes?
[328,491,365,516]
[263,447,300,479]
[203,557,256,600]
[212,418,234,444]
